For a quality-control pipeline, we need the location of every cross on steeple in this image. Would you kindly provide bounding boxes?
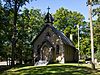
[47,6,50,13]
[44,6,54,25]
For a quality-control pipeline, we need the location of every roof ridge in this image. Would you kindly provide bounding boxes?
[48,25,75,47]
[31,24,75,48]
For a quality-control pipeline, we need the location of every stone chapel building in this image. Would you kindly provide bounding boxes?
[31,10,78,64]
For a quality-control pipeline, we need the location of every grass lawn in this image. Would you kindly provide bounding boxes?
[0,63,100,75]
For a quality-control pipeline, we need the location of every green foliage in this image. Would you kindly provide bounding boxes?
[93,21,100,61]
[16,8,44,63]
[3,0,32,10]
[93,7,100,22]
[0,4,12,60]
[2,0,34,65]
[0,0,99,64]
[53,7,85,47]
[79,21,91,59]
[0,0,44,63]
[87,0,100,5]
[92,0,100,5]
[92,5,100,61]
[95,48,100,62]
[80,37,91,58]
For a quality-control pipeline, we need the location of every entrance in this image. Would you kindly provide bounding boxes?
[42,45,50,61]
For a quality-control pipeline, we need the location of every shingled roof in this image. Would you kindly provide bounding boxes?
[31,24,75,48]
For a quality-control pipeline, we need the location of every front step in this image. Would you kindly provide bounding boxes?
[34,60,48,66]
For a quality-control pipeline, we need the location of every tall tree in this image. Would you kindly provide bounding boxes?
[86,0,99,69]
[3,0,33,66]
[92,3,100,62]
[16,8,44,64]
[92,0,100,5]
[53,7,85,47]
[79,22,91,59]
[0,1,12,61]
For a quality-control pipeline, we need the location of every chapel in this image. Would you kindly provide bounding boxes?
[31,8,78,64]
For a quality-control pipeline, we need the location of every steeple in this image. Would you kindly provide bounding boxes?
[44,6,54,25]
[47,6,50,13]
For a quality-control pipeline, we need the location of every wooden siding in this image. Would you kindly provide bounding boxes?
[64,44,77,63]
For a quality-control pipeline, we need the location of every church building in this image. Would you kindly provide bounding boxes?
[31,8,78,64]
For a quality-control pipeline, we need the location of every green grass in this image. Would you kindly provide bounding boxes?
[0,63,100,75]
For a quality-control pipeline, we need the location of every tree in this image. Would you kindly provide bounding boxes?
[93,6,100,62]
[3,0,34,66]
[79,22,91,59]
[53,7,85,47]
[16,8,44,64]
[0,0,44,64]
[86,0,100,69]
[0,5,5,61]
[0,2,12,61]
[92,0,100,5]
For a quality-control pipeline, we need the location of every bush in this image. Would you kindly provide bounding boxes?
[95,50,100,62]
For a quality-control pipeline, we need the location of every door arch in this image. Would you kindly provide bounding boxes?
[39,40,55,62]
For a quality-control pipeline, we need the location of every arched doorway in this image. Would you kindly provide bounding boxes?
[38,40,55,63]
[42,45,50,61]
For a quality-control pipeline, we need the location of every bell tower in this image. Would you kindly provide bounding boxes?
[44,6,54,25]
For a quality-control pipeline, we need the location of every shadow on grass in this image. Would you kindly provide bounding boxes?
[95,69,100,73]
[0,64,31,74]
[1,64,96,75]
[0,65,11,71]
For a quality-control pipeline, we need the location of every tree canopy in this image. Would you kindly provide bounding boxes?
[0,0,100,65]
[53,7,85,47]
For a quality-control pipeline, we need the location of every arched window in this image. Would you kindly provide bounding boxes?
[37,45,40,55]
[46,32,51,37]
[56,45,59,54]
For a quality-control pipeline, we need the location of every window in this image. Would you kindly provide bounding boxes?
[46,32,51,37]
[37,45,40,55]
[56,45,59,54]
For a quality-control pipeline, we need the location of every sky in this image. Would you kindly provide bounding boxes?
[24,0,90,21]
[1,0,98,21]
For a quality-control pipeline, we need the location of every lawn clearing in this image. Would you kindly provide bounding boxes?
[0,63,100,75]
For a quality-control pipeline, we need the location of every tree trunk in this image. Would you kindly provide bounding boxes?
[19,49,22,64]
[11,0,17,66]
[88,0,95,69]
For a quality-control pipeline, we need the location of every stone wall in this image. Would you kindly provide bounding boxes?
[33,27,64,63]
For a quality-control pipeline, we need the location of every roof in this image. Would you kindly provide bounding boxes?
[31,24,76,48]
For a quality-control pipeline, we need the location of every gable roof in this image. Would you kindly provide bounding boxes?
[31,24,75,48]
